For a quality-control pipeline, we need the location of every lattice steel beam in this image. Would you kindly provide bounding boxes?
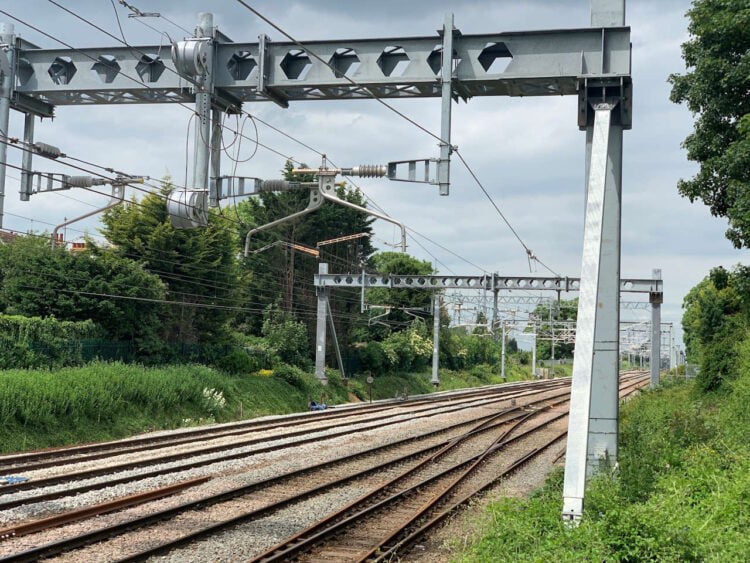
[314,272,661,294]
[11,27,631,109]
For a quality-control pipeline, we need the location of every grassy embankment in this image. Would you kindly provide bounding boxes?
[456,341,750,561]
[0,361,532,454]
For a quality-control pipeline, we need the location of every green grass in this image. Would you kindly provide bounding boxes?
[0,362,351,453]
[456,338,750,562]
[0,361,533,454]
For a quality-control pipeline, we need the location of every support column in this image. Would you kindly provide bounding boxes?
[550,301,556,378]
[437,13,454,196]
[327,301,345,379]
[0,22,16,228]
[491,276,498,337]
[431,292,440,387]
[669,323,677,370]
[585,106,622,475]
[650,269,662,389]
[20,112,34,201]
[192,13,213,192]
[500,320,507,381]
[532,327,537,378]
[563,102,621,522]
[209,107,221,206]
[315,262,329,384]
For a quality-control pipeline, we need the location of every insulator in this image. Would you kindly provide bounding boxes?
[350,164,387,178]
[65,176,95,188]
[260,179,291,192]
[33,142,63,159]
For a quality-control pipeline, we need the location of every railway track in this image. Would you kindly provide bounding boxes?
[0,373,647,562]
[0,379,567,472]
[0,381,572,514]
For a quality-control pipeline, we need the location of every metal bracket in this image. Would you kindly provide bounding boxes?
[387,158,439,185]
[51,184,125,248]
[257,34,288,108]
[578,76,632,130]
[243,188,323,256]
[214,175,264,200]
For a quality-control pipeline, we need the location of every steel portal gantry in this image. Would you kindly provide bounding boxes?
[313,263,662,385]
[0,1,634,522]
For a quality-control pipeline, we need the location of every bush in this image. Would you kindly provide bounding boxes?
[261,306,311,368]
[272,363,308,389]
[355,341,388,373]
[215,348,256,375]
[0,314,103,369]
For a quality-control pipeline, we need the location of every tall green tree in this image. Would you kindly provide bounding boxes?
[236,161,374,347]
[669,0,750,248]
[0,235,166,352]
[101,184,240,344]
[682,265,748,390]
[529,298,577,360]
[365,251,435,330]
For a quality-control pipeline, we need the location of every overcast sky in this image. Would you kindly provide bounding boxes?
[2,0,747,350]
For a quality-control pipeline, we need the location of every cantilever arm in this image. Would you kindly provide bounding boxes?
[50,185,125,249]
[319,192,407,252]
[243,189,323,256]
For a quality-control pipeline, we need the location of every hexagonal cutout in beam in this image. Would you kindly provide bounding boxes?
[478,42,512,74]
[17,58,34,86]
[91,55,121,83]
[48,56,76,85]
[377,46,410,77]
[329,48,360,79]
[427,45,460,77]
[227,51,257,80]
[136,53,165,83]
[280,49,312,80]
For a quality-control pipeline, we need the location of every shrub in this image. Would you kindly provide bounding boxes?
[261,306,311,368]
[215,348,256,375]
[355,341,388,373]
[272,363,308,389]
[0,314,103,369]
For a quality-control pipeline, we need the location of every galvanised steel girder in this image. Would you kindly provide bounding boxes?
[314,273,661,294]
[444,294,651,308]
[11,27,631,109]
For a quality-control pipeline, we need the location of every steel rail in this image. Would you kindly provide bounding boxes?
[127,379,645,562]
[0,379,570,473]
[0,385,581,563]
[0,383,571,514]
[253,400,576,562]
[369,376,650,561]
[0,383,569,499]
[119,393,576,563]
[0,477,208,540]
[0,375,646,562]
[0,379,566,469]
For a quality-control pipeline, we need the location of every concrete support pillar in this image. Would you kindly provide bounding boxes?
[532,327,537,378]
[315,263,329,383]
[431,292,440,387]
